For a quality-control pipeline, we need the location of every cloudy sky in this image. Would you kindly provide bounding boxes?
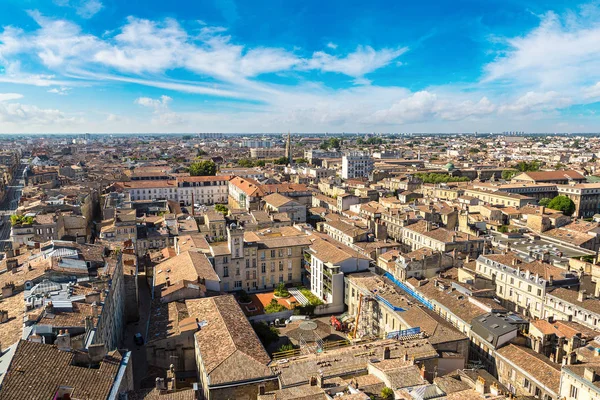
[1,0,600,133]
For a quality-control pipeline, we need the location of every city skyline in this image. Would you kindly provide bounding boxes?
[1,0,600,133]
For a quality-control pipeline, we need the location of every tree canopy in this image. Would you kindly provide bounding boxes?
[319,137,342,150]
[547,195,576,216]
[188,160,216,176]
[214,204,228,216]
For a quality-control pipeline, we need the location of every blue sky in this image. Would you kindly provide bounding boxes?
[1,0,600,133]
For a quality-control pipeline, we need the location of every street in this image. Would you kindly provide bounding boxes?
[123,272,152,390]
[0,163,26,252]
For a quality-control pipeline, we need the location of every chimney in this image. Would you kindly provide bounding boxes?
[91,302,99,318]
[584,367,597,382]
[7,259,18,274]
[88,343,107,363]
[167,364,177,391]
[155,377,167,391]
[578,290,586,303]
[310,376,317,386]
[420,363,426,379]
[404,351,409,362]
[85,292,101,304]
[475,377,485,394]
[549,275,554,286]
[56,330,71,352]
[540,206,546,215]
[316,373,324,388]
[596,280,600,298]
[45,301,54,314]
[2,283,14,298]
[259,385,266,395]
[29,334,43,344]
[383,346,391,360]
[490,382,499,396]
[0,310,9,323]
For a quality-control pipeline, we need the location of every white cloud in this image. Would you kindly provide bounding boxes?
[583,82,600,99]
[0,101,80,125]
[134,95,172,110]
[47,86,70,95]
[0,93,24,102]
[326,42,337,49]
[306,45,408,78]
[483,7,600,90]
[54,0,103,19]
[498,91,572,114]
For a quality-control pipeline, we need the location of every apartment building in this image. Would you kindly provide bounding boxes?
[475,253,580,319]
[402,220,485,256]
[322,220,369,246]
[342,152,374,179]
[250,147,285,159]
[263,193,307,223]
[560,364,600,400]
[228,176,265,210]
[463,188,537,207]
[208,225,312,292]
[544,288,600,331]
[495,344,560,400]
[557,183,600,217]
[305,237,370,313]
[512,170,586,185]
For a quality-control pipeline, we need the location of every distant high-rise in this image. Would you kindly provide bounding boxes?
[285,132,292,165]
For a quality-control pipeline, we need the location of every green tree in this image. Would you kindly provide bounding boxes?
[214,204,229,215]
[238,158,254,168]
[196,148,207,157]
[265,299,287,313]
[547,195,576,216]
[254,160,266,167]
[538,198,552,207]
[274,156,289,165]
[252,322,279,347]
[356,138,364,145]
[381,387,394,400]
[188,160,217,176]
[498,225,509,233]
[502,170,517,180]
[295,158,309,164]
[278,343,295,352]
[319,137,342,150]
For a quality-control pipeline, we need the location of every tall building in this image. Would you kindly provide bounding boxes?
[285,131,292,165]
[342,151,374,179]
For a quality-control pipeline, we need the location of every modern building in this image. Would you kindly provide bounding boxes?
[342,152,374,180]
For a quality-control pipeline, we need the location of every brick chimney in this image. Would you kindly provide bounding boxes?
[56,330,71,352]
[88,343,107,363]
[490,382,499,396]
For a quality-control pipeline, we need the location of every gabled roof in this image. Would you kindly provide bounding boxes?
[0,340,123,400]
[186,295,273,385]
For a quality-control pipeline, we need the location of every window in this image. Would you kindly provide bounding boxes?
[271,250,276,258]
[570,385,578,399]
[287,248,292,256]
[261,263,266,273]
[223,266,229,277]
[223,256,228,264]
[288,272,292,281]
[234,281,242,288]
[246,259,250,268]
[523,378,530,390]
[279,261,283,271]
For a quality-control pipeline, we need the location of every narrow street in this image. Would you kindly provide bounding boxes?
[0,163,26,252]
[123,272,152,390]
